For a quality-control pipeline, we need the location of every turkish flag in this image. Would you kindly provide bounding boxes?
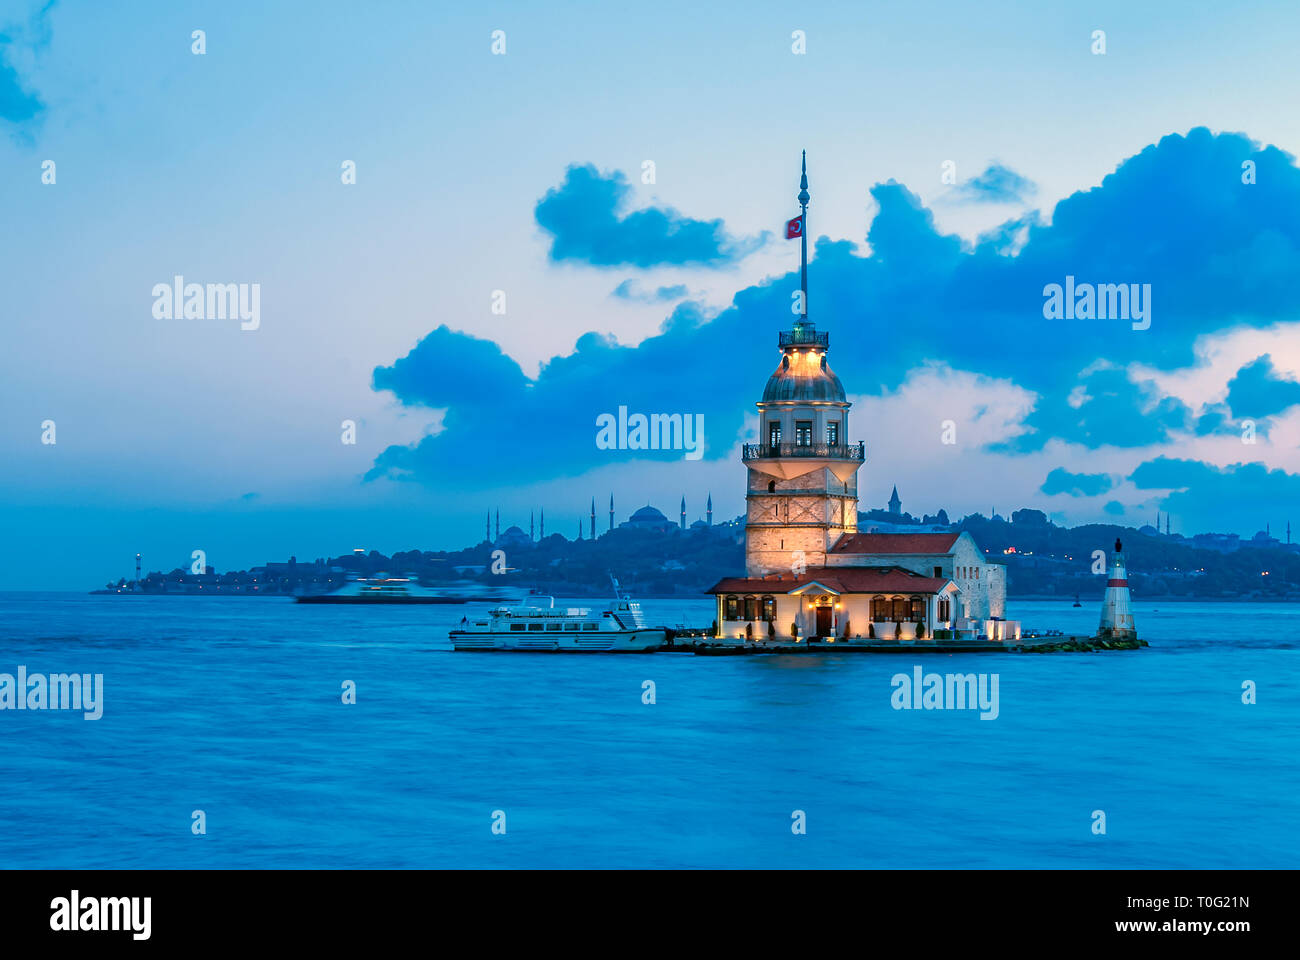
[785,215,803,239]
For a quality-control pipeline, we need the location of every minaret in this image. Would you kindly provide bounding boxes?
[742,153,863,577]
[577,518,582,541]
[590,497,596,540]
[680,495,686,530]
[540,507,544,540]
[888,485,901,516]
[495,509,500,540]
[530,511,534,541]
[609,494,614,532]
[707,493,713,526]
[1098,538,1137,640]
[485,511,490,543]
[135,552,142,590]
[1166,513,1171,535]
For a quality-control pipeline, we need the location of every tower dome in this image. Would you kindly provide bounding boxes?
[761,342,847,402]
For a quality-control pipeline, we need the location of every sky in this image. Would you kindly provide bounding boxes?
[4,0,1300,588]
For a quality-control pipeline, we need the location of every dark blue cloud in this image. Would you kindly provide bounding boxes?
[1129,457,1300,535]
[1225,354,1300,419]
[0,1,55,130]
[535,164,767,267]
[1041,468,1113,497]
[1103,500,1125,516]
[1004,367,1193,452]
[372,128,1300,484]
[611,279,690,303]
[952,162,1037,204]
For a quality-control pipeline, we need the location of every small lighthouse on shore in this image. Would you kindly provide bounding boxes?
[1098,538,1137,640]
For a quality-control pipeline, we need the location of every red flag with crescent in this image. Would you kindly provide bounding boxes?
[785,215,803,239]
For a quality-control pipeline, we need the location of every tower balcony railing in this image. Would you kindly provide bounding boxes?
[778,329,829,348]
[742,441,865,462]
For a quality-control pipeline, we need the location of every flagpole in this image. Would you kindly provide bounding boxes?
[798,149,809,320]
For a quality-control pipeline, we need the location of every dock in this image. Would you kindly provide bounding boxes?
[663,633,1147,655]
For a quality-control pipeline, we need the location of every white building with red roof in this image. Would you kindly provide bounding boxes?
[706,156,1006,642]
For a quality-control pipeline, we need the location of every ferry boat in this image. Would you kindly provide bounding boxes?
[296,577,522,605]
[449,580,665,652]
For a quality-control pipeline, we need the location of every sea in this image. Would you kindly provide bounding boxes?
[0,593,1296,869]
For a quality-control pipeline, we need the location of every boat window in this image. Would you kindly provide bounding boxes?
[545,623,562,631]
[564,623,580,630]
[527,623,544,631]
[582,623,599,631]
[509,624,525,632]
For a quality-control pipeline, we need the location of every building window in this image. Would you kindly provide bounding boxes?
[890,597,908,620]
[768,480,776,493]
[761,595,775,621]
[909,598,925,620]
[795,421,812,446]
[871,597,890,621]
[724,595,739,620]
[743,595,757,621]
[938,598,951,621]
[768,422,781,449]
[827,421,839,445]
[975,567,980,580]
[933,566,942,578]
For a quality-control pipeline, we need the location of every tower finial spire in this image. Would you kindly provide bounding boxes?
[798,150,809,323]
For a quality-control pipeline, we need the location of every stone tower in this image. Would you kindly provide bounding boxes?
[742,155,863,576]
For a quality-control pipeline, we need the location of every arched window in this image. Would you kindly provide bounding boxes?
[724,595,739,620]
[761,595,776,621]
[871,597,889,621]
[890,596,908,620]
[768,480,776,493]
[743,595,758,621]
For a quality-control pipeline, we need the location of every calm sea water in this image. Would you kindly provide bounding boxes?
[0,593,1296,869]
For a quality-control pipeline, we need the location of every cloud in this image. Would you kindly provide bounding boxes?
[535,164,767,267]
[611,279,691,303]
[1225,354,1300,419]
[0,1,55,131]
[1041,467,1113,497]
[373,128,1300,485]
[1128,457,1300,534]
[1005,367,1194,451]
[1103,500,1125,516]
[951,162,1037,204]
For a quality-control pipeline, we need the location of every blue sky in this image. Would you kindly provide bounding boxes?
[5,1,1300,588]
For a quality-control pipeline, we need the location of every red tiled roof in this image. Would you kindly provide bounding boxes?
[830,532,961,555]
[707,565,951,596]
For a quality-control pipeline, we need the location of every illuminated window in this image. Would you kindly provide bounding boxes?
[768,422,781,448]
[827,421,839,445]
[724,595,739,620]
[743,596,757,620]
[761,595,775,621]
[795,421,812,446]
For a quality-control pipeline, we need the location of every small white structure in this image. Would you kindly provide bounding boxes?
[1098,537,1137,640]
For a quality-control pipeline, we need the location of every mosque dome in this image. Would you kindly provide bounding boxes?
[629,505,668,524]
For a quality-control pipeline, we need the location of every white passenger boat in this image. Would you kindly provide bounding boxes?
[449,580,665,652]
